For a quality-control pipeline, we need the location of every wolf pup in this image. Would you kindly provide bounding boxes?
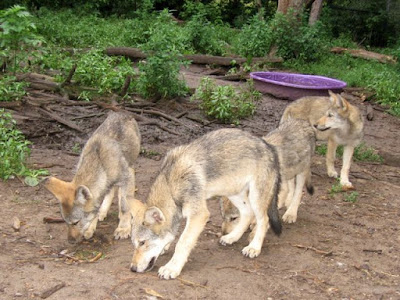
[129,128,282,279]
[44,112,141,243]
[221,119,316,235]
[281,91,363,189]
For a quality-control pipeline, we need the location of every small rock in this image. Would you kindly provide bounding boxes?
[12,216,21,231]
[360,263,370,271]
[15,292,23,297]
[336,262,345,267]
[38,263,45,269]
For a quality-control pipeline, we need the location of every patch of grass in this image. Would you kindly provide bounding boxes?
[315,143,382,163]
[140,148,161,159]
[285,52,400,117]
[353,143,383,163]
[71,143,81,154]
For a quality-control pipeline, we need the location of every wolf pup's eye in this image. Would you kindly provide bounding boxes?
[139,241,145,247]
[230,216,238,222]
[71,221,79,226]
[328,113,333,117]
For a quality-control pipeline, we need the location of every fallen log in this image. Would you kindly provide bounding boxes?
[0,101,21,108]
[105,47,283,66]
[331,47,397,64]
[16,73,61,92]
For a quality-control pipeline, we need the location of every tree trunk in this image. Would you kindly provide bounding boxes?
[277,0,306,14]
[308,0,324,25]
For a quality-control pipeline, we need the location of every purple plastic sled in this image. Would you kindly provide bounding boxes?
[250,72,347,100]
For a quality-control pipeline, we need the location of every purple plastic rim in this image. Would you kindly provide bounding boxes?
[250,72,347,90]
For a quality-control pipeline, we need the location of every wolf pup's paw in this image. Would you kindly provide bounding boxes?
[282,211,297,224]
[327,169,338,178]
[98,211,107,222]
[158,264,181,280]
[340,180,354,191]
[114,227,131,240]
[242,245,261,258]
[219,234,237,246]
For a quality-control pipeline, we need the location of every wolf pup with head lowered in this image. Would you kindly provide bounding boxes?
[281,91,363,189]
[221,119,316,235]
[44,112,141,243]
[129,128,282,279]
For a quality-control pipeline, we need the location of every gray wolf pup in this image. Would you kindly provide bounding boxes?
[129,128,282,279]
[44,112,141,243]
[221,119,316,235]
[281,91,363,189]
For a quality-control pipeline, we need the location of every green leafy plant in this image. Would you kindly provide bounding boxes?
[0,5,42,73]
[0,76,28,102]
[329,179,343,196]
[0,109,48,182]
[73,50,136,95]
[192,77,260,124]
[344,191,359,203]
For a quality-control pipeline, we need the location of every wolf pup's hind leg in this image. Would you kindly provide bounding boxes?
[220,187,253,245]
[98,187,116,221]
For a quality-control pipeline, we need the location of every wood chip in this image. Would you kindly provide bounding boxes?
[12,216,21,231]
[40,283,66,299]
[142,288,165,299]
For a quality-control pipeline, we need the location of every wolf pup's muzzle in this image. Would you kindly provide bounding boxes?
[130,257,156,273]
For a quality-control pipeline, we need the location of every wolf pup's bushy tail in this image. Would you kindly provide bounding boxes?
[268,176,282,236]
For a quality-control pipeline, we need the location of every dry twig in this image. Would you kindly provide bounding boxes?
[292,244,333,256]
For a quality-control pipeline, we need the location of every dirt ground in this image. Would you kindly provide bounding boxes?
[1,65,400,300]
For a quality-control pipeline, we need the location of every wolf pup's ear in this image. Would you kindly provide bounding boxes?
[328,91,348,111]
[144,207,165,225]
[44,177,75,206]
[76,185,93,205]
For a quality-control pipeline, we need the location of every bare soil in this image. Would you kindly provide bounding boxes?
[1,65,400,300]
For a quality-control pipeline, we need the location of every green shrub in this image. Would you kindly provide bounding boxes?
[269,11,326,61]
[0,109,48,182]
[136,9,189,100]
[192,77,261,124]
[184,13,227,56]
[234,11,272,58]
[0,5,42,73]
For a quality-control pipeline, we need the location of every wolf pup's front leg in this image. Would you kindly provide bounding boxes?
[158,208,209,279]
[339,145,355,190]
